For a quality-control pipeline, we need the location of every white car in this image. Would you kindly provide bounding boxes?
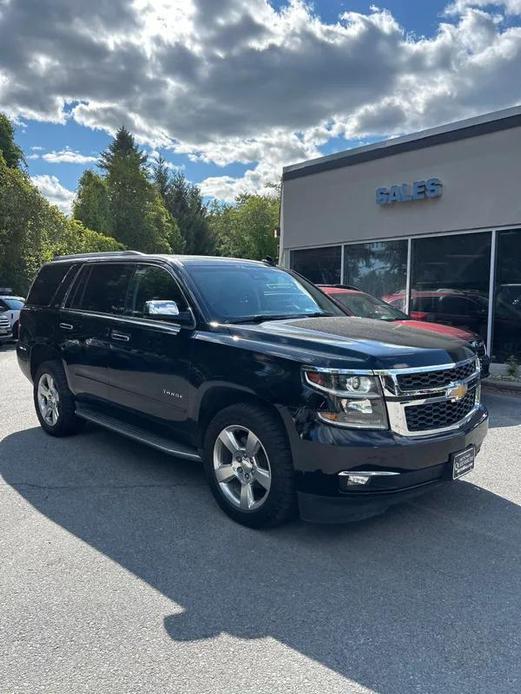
[0,295,25,339]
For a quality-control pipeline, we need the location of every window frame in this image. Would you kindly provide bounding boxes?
[61,260,196,330]
[125,263,191,323]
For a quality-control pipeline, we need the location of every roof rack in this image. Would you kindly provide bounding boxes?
[53,250,144,261]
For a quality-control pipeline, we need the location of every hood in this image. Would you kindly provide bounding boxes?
[212,316,474,371]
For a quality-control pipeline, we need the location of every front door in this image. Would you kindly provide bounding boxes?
[107,264,193,426]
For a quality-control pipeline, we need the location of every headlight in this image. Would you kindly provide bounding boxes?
[303,369,389,430]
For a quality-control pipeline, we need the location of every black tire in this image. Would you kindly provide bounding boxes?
[203,403,297,528]
[12,320,19,340]
[33,361,84,437]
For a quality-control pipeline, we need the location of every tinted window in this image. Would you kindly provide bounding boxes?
[493,229,521,362]
[26,263,73,307]
[75,264,133,315]
[343,240,407,301]
[291,246,341,284]
[411,232,491,341]
[189,263,343,322]
[128,265,186,318]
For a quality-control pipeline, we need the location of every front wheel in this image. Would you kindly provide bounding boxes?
[34,361,83,437]
[203,403,297,528]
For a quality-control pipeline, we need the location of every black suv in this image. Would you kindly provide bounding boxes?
[17,252,489,527]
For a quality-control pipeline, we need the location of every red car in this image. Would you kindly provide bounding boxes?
[318,285,490,377]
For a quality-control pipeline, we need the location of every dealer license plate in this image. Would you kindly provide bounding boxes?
[452,446,475,479]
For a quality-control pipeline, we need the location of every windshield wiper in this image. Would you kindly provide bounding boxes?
[226,311,332,324]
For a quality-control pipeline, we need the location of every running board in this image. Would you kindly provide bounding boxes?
[75,405,202,461]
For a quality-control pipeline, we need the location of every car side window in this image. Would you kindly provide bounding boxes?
[70,263,134,315]
[128,265,187,319]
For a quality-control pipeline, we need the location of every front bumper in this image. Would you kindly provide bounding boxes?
[282,405,488,523]
[0,329,13,343]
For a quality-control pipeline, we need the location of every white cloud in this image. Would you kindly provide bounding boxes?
[2,1,521,198]
[446,1,521,15]
[31,175,75,214]
[41,148,98,164]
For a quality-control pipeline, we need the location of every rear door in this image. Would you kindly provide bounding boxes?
[59,262,133,401]
[107,263,193,425]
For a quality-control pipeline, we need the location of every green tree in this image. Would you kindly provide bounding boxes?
[157,171,215,255]
[151,155,171,199]
[0,151,121,294]
[73,170,112,235]
[209,193,279,260]
[100,127,179,253]
[99,126,147,171]
[143,194,184,254]
[0,113,24,169]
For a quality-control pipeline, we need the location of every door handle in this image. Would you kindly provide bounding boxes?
[111,330,131,342]
[59,322,73,331]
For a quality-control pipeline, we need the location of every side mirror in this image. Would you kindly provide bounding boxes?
[144,300,194,326]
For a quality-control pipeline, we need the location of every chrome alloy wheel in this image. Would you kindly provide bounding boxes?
[213,425,272,511]
[37,373,60,426]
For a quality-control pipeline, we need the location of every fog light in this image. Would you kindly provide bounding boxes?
[344,474,371,486]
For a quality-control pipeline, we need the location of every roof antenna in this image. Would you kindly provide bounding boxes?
[263,256,276,266]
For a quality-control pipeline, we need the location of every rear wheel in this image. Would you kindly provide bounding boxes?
[203,403,296,528]
[33,361,83,437]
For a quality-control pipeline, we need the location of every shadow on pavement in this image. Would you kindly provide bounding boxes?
[0,342,16,353]
[1,424,520,693]
[483,390,521,428]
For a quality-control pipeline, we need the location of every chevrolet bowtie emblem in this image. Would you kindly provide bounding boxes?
[446,382,468,402]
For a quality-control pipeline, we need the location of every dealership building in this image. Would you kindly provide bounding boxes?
[280,106,521,367]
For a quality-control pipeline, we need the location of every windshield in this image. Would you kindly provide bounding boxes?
[1,297,24,310]
[333,291,407,321]
[188,264,345,323]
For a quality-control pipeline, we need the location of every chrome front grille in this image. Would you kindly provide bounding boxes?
[405,386,477,432]
[378,357,481,437]
[0,315,10,332]
[396,360,476,392]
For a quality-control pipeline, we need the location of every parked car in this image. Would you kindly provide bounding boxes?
[0,311,12,344]
[319,285,490,378]
[0,294,25,339]
[17,252,488,527]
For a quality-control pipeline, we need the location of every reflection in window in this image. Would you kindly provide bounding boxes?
[290,246,341,284]
[343,240,407,300]
[493,229,521,363]
[409,233,491,342]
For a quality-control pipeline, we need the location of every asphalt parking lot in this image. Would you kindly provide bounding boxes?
[1,344,520,694]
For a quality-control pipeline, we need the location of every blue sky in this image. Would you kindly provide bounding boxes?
[3,0,521,211]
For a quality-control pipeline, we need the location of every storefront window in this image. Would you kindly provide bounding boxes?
[410,232,491,342]
[343,240,407,301]
[290,246,341,284]
[492,229,521,363]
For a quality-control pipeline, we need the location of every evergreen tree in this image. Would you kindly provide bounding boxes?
[0,113,24,169]
[161,171,215,255]
[98,126,147,171]
[73,170,112,235]
[151,155,171,200]
[99,126,177,253]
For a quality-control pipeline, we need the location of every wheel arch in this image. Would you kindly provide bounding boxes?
[195,385,290,449]
[30,343,62,379]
